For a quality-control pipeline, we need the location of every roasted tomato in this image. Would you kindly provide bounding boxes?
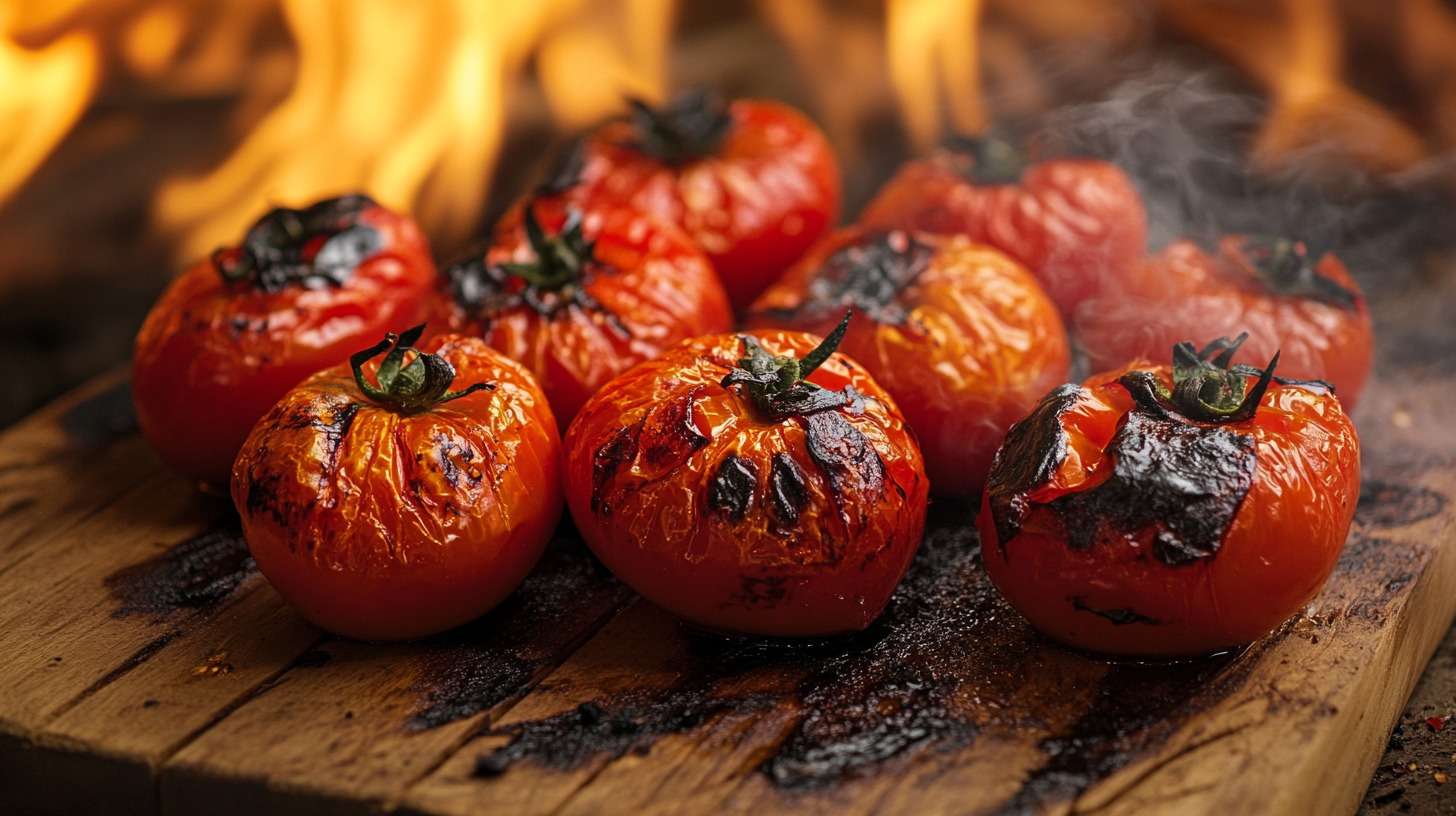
[1074,235,1373,407]
[563,316,929,637]
[232,327,561,641]
[432,198,731,426]
[746,227,1070,496]
[978,335,1360,656]
[858,136,1146,317]
[541,90,840,310]
[133,194,436,488]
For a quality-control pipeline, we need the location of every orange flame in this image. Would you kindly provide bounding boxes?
[886,0,986,148]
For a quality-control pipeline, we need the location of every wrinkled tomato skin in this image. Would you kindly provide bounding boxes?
[133,204,436,489]
[747,228,1070,496]
[563,331,929,637]
[432,198,732,427]
[978,363,1361,656]
[569,100,840,310]
[1074,237,1374,407]
[859,151,1146,318]
[231,335,562,641]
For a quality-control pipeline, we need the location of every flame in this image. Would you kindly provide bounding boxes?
[886,0,986,148]
[0,4,99,205]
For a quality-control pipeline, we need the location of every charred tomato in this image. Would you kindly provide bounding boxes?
[432,197,731,426]
[563,316,929,637]
[858,135,1146,317]
[978,335,1360,656]
[133,194,437,488]
[747,227,1070,496]
[541,90,840,310]
[232,327,562,641]
[1073,235,1373,407]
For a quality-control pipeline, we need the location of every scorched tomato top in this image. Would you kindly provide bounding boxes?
[132,194,437,488]
[978,335,1361,656]
[563,318,929,637]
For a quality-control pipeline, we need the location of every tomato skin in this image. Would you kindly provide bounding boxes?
[562,98,840,310]
[133,199,436,489]
[1074,237,1374,407]
[431,198,732,427]
[231,335,562,641]
[563,330,929,637]
[747,227,1070,496]
[859,147,1146,317]
[977,362,1361,657]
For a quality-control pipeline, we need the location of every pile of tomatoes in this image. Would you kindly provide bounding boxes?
[134,91,1367,656]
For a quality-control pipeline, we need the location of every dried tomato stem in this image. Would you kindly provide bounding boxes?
[499,206,596,292]
[350,324,494,413]
[625,90,733,165]
[721,310,855,420]
[943,134,1026,185]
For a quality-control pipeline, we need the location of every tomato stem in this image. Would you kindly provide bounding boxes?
[625,90,733,166]
[1120,333,1278,423]
[498,206,596,292]
[349,325,494,413]
[1228,235,1359,310]
[721,310,856,420]
[212,194,380,293]
[942,134,1025,185]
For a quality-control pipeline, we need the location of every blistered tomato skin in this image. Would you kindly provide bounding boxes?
[563,327,929,637]
[858,138,1146,318]
[232,331,562,641]
[747,227,1070,496]
[132,195,437,489]
[977,339,1361,657]
[1074,236,1374,407]
[433,197,731,427]
[549,92,840,311]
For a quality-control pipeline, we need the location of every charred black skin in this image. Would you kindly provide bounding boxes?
[985,384,1083,552]
[212,194,382,293]
[758,231,934,326]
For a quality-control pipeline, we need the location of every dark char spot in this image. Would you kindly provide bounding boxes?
[708,455,758,522]
[1357,480,1447,529]
[590,424,640,515]
[1071,597,1159,626]
[61,381,137,450]
[769,453,810,526]
[105,520,256,619]
[986,384,1082,551]
[760,231,934,326]
[799,409,886,529]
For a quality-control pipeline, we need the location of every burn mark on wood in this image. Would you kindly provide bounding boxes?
[590,423,641,515]
[799,410,886,527]
[1050,409,1257,566]
[769,453,810,526]
[1071,597,1159,626]
[105,521,256,619]
[408,534,627,731]
[1357,480,1447,529]
[985,384,1082,552]
[707,454,757,521]
[60,381,136,450]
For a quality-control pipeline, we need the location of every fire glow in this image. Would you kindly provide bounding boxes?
[3,0,1454,261]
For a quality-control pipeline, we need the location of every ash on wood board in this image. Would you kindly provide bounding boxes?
[1,289,1454,816]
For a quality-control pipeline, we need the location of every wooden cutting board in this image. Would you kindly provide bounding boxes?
[2,281,1454,816]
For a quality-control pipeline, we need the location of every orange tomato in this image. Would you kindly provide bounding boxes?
[133,195,436,488]
[232,328,562,640]
[563,320,929,637]
[747,227,1070,496]
[978,335,1361,656]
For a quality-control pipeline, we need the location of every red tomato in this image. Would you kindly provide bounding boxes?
[431,197,732,426]
[747,227,1070,496]
[563,319,929,637]
[133,195,436,488]
[978,336,1361,656]
[541,90,841,310]
[1074,236,1374,407]
[232,328,562,640]
[858,136,1146,317]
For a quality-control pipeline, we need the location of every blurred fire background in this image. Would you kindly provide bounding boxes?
[3,0,1455,423]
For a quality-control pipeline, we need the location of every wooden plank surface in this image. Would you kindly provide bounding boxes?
[0,277,1453,815]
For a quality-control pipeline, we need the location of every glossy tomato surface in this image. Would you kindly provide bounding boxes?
[1074,236,1374,407]
[747,228,1070,496]
[977,347,1360,656]
[232,333,562,641]
[564,329,929,637]
[859,138,1146,318]
[432,197,731,426]
[551,92,840,310]
[133,195,436,488]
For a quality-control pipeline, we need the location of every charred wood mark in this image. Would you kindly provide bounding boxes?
[769,453,810,526]
[408,533,627,731]
[1051,409,1256,566]
[590,423,640,516]
[60,381,137,450]
[105,519,256,620]
[986,384,1082,552]
[1071,597,1159,626]
[707,454,757,521]
[1357,480,1447,529]
[54,631,181,719]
